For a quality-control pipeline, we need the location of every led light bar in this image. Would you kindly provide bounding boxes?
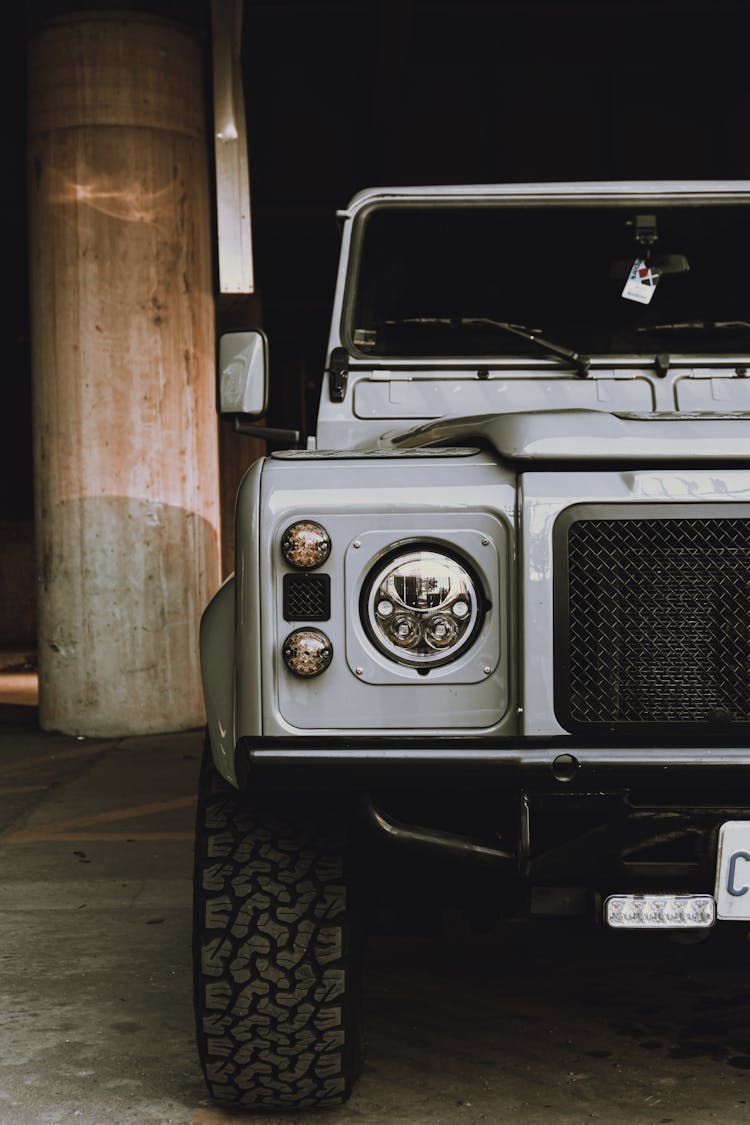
[605,894,715,929]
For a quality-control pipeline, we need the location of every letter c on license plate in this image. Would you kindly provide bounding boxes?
[716,822,750,919]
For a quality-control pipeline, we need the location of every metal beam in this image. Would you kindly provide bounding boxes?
[211,0,254,293]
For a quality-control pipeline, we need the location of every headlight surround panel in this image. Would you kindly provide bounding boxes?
[361,545,486,668]
[344,525,505,686]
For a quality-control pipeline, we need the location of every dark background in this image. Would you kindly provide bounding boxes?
[4,0,750,521]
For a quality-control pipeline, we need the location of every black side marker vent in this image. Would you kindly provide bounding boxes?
[283,573,331,621]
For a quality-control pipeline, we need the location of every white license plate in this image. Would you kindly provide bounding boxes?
[715,821,750,920]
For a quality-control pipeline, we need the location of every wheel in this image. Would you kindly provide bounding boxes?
[192,739,364,1109]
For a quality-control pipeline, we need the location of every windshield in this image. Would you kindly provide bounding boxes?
[346,201,750,359]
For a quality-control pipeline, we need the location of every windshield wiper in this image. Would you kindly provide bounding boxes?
[637,320,750,332]
[385,317,454,326]
[383,316,590,376]
[460,318,590,376]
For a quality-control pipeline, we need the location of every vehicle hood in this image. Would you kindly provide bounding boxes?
[380,409,750,462]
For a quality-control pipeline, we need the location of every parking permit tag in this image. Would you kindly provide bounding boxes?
[622,258,660,304]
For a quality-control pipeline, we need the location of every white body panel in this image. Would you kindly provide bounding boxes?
[249,454,517,738]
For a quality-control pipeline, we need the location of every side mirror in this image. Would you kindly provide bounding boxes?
[218,330,268,417]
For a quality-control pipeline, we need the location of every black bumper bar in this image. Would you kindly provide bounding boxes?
[235,735,750,793]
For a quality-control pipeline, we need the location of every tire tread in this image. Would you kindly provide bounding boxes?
[193,742,362,1109]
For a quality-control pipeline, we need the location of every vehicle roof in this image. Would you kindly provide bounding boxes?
[342,181,750,216]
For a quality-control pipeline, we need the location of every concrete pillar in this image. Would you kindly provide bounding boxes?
[28,12,221,736]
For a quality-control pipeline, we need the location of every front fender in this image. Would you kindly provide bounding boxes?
[200,577,237,785]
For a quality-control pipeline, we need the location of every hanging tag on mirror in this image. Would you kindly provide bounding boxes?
[622,258,660,304]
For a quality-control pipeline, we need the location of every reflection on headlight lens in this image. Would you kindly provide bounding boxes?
[364,548,481,667]
[384,611,421,649]
[423,613,459,649]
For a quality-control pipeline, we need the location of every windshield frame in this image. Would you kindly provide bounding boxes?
[339,191,750,365]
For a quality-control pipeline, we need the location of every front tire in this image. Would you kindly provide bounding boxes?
[193,743,364,1109]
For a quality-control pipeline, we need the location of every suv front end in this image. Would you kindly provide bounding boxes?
[194,181,750,1110]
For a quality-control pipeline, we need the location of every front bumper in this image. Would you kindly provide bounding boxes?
[236,734,750,788]
[235,736,750,909]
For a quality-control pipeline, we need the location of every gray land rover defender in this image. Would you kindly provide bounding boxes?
[193,181,750,1110]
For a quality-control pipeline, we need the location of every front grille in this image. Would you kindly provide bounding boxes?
[556,511,750,730]
[283,573,331,621]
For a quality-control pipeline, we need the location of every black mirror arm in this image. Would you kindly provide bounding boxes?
[232,417,302,447]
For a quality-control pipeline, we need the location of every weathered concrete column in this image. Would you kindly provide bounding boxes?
[28,12,221,735]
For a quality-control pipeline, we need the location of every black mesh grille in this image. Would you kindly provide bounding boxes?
[561,516,750,728]
[283,573,331,621]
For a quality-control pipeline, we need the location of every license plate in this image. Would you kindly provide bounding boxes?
[715,821,750,920]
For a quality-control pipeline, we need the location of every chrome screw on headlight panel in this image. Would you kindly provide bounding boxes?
[363,547,483,667]
[281,521,331,570]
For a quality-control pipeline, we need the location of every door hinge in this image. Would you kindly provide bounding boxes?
[327,346,349,402]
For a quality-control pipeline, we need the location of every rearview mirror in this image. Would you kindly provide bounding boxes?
[651,253,690,276]
[609,254,690,281]
[218,330,268,417]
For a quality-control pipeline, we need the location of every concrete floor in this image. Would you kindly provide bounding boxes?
[2,680,750,1124]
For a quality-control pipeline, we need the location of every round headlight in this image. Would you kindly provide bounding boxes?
[282,629,333,677]
[281,521,330,569]
[362,547,483,667]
